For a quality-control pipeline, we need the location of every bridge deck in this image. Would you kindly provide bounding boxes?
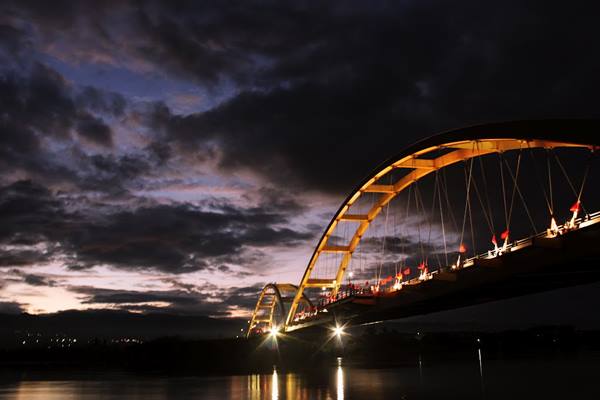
[286,218,600,331]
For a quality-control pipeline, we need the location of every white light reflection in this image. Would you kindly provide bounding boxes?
[418,354,423,385]
[272,367,279,400]
[336,361,344,400]
[477,347,485,397]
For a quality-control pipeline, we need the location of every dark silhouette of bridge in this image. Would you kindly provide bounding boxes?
[247,120,600,337]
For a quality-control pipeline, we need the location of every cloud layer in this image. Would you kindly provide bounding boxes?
[1,0,600,319]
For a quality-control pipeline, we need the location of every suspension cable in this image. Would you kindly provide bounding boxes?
[506,149,522,232]
[414,182,426,267]
[377,173,394,285]
[547,149,554,213]
[440,167,459,235]
[429,174,442,268]
[471,173,494,235]
[393,196,398,278]
[420,176,437,268]
[553,150,590,216]
[371,192,377,285]
[344,210,350,282]
[460,158,475,254]
[436,171,449,266]
[553,151,578,197]
[401,184,412,272]
[503,157,537,233]
[426,175,437,257]
[468,177,476,256]
[477,144,496,235]
[499,152,508,231]
[526,143,553,216]
[377,199,390,286]
[462,160,477,256]
[577,149,595,204]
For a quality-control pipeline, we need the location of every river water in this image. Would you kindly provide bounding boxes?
[1,355,599,399]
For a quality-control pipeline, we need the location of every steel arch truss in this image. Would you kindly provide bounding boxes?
[247,283,313,337]
[285,130,597,329]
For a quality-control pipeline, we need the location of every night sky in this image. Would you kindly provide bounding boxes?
[1,1,600,328]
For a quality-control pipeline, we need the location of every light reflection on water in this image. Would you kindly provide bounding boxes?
[272,368,278,400]
[1,368,340,400]
[2,355,600,399]
[336,365,344,400]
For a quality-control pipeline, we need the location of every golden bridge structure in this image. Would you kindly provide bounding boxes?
[247,120,600,338]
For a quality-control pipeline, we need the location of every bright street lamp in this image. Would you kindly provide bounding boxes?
[332,324,345,338]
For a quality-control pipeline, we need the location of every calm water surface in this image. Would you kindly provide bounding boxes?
[1,356,599,399]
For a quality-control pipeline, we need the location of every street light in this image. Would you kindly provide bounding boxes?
[332,324,345,338]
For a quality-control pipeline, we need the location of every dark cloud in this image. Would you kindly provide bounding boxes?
[251,186,306,215]
[9,269,57,287]
[83,153,153,193]
[161,278,214,293]
[67,201,312,273]
[0,30,155,193]
[4,1,600,193]
[1,0,600,320]
[0,22,32,62]
[134,1,600,193]
[0,301,24,314]
[0,249,51,267]
[2,1,333,86]
[0,180,67,243]
[217,265,230,273]
[23,274,56,287]
[0,64,178,196]
[223,284,264,310]
[65,264,89,272]
[74,286,203,306]
[71,284,262,316]
[0,63,75,143]
[358,234,457,257]
[75,113,113,147]
[0,180,312,274]
[76,86,126,117]
[0,63,131,186]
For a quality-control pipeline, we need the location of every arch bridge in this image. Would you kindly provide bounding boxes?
[246,283,313,337]
[248,120,600,336]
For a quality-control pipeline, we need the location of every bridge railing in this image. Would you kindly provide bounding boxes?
[290,211,600,324]
[463,210,600,267]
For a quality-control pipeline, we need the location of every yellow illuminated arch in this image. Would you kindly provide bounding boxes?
[246,283,312,337]
[284,120,599,329]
